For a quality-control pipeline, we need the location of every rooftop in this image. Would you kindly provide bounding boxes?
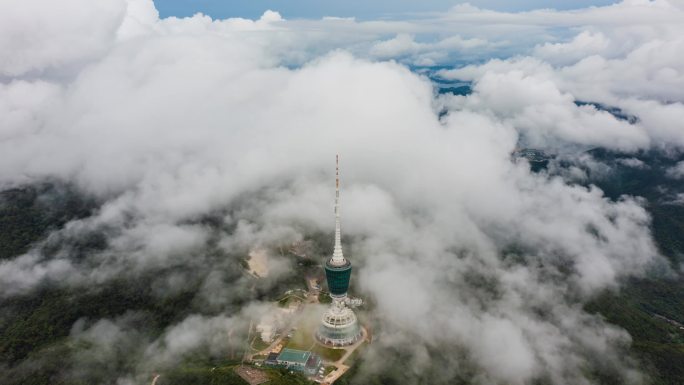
[277,348,311,365]
[266,352,279,362]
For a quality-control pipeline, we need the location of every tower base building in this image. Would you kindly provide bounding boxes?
[316,301,362,346]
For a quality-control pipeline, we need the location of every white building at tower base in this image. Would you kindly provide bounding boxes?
[316,301,362,347]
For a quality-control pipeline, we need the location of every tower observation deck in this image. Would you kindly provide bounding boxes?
[316,155,362,347]
[325,258,352,297]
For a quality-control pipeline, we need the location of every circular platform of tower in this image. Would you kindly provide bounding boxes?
[315,304,362,347]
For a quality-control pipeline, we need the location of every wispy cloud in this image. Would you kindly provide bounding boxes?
[0,0,678,383]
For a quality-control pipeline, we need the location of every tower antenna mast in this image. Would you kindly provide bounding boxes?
[332,154,344,264]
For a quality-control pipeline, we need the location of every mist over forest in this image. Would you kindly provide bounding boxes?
[1,1,684,384]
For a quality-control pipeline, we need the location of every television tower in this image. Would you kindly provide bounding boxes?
[316,155,362,347]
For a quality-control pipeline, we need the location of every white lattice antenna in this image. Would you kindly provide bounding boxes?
[331,154,345,264]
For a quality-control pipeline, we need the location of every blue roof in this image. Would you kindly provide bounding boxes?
[277,348,311,364]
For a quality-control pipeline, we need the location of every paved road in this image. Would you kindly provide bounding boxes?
[248,307,304,360]
[318,327,368,385]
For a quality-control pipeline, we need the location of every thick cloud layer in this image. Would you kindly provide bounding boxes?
[438,1,684,151]
[0,0,680,384]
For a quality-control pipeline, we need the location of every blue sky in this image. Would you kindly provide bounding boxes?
[153,0,619,20]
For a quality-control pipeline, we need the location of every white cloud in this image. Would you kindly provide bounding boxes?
[617,157,647,169]
[0,0,677,383]
[666,161,684,179]
[439,70,651,151]
[0,0,126,77]
[534,31,610,66]
[439,19,684,151]
[370,33,488,64]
